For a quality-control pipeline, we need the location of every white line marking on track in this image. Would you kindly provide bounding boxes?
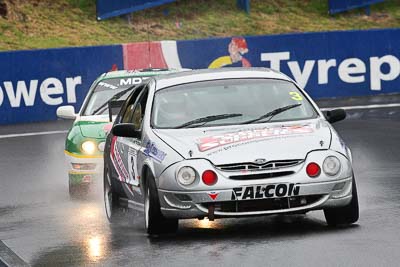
[0,102,399,139]
[320,103,400,111]
[0,130,68,139]
[0,240,29,267]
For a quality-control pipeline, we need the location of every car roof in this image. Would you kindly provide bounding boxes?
[153,68,293,90]
[100,68,188,80]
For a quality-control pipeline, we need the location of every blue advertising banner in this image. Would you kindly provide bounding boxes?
[0,45,123,124]
[1,29,399,125]
[96,0,177,20]
[328,0,385,14]
[176,29,400,99]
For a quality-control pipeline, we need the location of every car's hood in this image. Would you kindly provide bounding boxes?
[153,119,331,165]
[75,115,113,139]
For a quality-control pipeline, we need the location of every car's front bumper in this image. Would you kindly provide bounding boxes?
[156,149,354,219]
[64,151,103,185]
[158,177,352,219]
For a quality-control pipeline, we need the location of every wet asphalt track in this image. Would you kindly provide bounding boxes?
[1,104,400,266]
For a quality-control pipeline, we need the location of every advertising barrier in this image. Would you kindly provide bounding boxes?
[0,28,399,125]
[0,46,123,124]
[175,29,400,99]
[123,29,399,99]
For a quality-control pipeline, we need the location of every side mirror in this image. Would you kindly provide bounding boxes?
[112,123,141,139]
[57,105,76,120]
[325,109,346,124]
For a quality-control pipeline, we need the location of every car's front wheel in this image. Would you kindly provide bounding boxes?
[144,172,178,235]
[324,176,359,226]
[104,167,121,222]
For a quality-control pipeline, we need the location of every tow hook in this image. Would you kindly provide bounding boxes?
[208,204,215,221]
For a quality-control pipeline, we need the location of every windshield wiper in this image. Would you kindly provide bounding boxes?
[242,103,302,124]
[92,85,138,115]
[174,113,243,129]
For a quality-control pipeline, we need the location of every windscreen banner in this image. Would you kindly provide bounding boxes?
[96,0,177,20]
[0,28,399,125]
[328,0,385,14]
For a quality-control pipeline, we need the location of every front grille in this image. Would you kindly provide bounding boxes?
[71,163,96,170]
[229,171,294,180]
[202,195,323,213]
[216,159,303,172]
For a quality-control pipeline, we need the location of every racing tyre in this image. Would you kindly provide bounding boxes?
[324,176,359,226]
[69,181,89,199]
[144,173,178,235]
[104,167,122,223]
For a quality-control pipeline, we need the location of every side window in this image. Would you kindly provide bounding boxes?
[122,104,135,123]
[131,87,149,131]
[121,85,145,123]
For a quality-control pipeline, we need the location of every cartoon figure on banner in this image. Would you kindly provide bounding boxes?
[208,37,252,69]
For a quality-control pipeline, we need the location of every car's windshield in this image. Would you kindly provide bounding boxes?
[82,77,150,116]
[152,79,318,129]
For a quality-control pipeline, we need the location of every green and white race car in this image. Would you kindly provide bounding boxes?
[57,69,183,197]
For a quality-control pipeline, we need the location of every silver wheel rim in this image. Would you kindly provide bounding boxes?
[145,186,150,229]
[104,174,112,219]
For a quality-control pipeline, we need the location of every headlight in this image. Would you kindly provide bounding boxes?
[81,141,96,154]
[98,142,105,152]
[177,167,197,186]
[323,156,341,176]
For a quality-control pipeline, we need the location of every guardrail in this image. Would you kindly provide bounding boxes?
[97,0,251,20]
[0,28,399,125]
[328,0,385,15]
[96,0,177,20]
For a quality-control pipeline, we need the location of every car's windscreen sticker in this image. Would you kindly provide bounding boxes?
[98,81,118,90]
[119,77,149,86]
[197,124,314,152]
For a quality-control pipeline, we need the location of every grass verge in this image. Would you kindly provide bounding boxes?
[0,0,398,51]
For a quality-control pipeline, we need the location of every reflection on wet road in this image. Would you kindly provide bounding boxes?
[1,108,400,266]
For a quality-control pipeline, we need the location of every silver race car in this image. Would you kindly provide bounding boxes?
[104,68,359,235]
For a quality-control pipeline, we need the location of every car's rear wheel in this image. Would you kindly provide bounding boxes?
[104,167,121,222]
[144,172,178,235]
[324,176,359,226]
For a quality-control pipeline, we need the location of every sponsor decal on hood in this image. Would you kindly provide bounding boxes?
[154,120,330,165]
[197,124,314,152]
[103,123,113,134]
[77,120,110,139]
